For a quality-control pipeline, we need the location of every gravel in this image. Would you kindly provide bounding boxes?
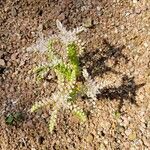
[0,0,149,149]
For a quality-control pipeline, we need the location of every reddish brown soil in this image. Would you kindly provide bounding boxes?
[0,0,150,150]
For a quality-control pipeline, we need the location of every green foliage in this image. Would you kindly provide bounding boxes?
[5,114,14,125]
[48,109,58,133]
[68,88,78,102]
[47,40,59,62]
[5,112,23,125]
[31,21,87,133]
[33,65,50,81]
[14,112,23,121]
[114,111,121,119]
[67,42,80,77]
[73,108,87,123]
[55,63,72,81]
[31,101,45,112]
[32,41,86,132]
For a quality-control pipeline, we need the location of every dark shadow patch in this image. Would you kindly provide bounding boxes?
[37,9,43,16]
[96,75,145,112]
[38,136,45,145]
[103,39,128,66]
[0,67,5,74]
[80,39,144,111]
[80,39,128,78]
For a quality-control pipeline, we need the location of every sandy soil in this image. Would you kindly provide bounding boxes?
[0,0,150,149]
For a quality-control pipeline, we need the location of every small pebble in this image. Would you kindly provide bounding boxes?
[125,128,132,136]
[0,59,5,67]
[0,51,4,58]
[133,0,138,3]
[84,18,93,28]
[128,132,137,141]
[58,13,65,21]
[11,7,17,17]
[96,6,101,11]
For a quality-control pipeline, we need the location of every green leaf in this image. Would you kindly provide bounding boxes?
[33,65,50,81]
[47,40,53,51]
[31,101,45,112]
[67,42,80,76]
[73,108,87,123]
[55,63,72,81]
[114,111,121,119]
[5,114,14,125]
[14,112,23,121]
[68,88,78,102]
[48,110,58,133]
[47,40,55,61]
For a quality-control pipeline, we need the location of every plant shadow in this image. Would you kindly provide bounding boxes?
[80,39,145,112]
[80,39,128,78]
[97,75,145,112]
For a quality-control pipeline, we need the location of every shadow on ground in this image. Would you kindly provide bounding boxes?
[80,39,145,112]
[80,39,128,78]
[97,75,145,112]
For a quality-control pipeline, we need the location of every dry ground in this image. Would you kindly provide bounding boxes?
[0,0,150,149]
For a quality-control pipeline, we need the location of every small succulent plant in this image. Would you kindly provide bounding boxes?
[30,20,87,133]
[30,20,116,133]
[5,112,23,125]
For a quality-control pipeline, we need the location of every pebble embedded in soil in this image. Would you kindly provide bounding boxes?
[37,136,45,145]
[57,13,66,21]
[11,7,17,17]
[133,0,138,3]
[83,18,93,28]
[0,59,5,67]
[0,51,4,58]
